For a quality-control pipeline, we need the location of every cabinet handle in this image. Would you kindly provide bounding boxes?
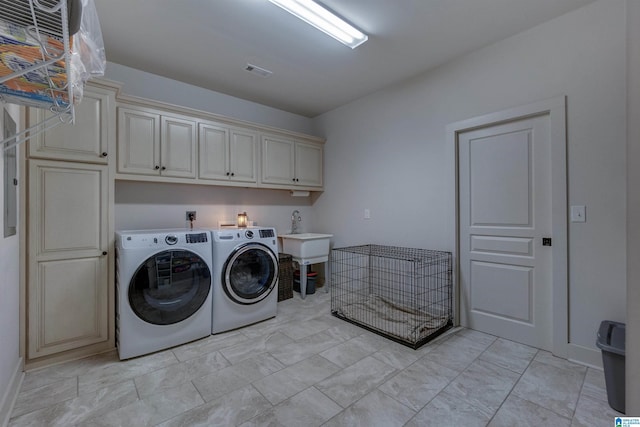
[161,166,166,171]
[154,165,160,170]
[226,172,230,176]
[101,152,108,157]
[231,172,235,177]
[102,251,107,256]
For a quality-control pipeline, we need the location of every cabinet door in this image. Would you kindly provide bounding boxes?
[161,115,197,178]
[198,122,230,181]
[261,135,295,185]
[295,141,323,187]
[28,160,109,358]
[29,86,115,163]
[117,107,160,175]
[229,128,258,183]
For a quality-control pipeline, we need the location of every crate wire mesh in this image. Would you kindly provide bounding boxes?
[331,245,453,349]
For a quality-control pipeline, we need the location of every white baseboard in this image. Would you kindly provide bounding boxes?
[0,357,24,427]
[568,343,603,370]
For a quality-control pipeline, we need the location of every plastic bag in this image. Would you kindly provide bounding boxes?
[70,0,106,103]
[70,0,105,83]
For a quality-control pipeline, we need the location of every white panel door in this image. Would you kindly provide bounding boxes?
[229,128,258,183]
[29,86,114,163]
[28,160,109,358]
[295,141,323,187]
[198,122,230,181]
[459,115,552,350]
[117,107,160,175]
[160,115,197,178]
[261,135,295,185]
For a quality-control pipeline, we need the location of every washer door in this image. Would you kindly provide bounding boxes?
[129,249,211,325]
[223,243,278,305]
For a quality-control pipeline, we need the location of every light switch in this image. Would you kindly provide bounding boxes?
[364,208,371,219]
[571,205,586,222]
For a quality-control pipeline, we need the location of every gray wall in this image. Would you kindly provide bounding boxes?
[115,181,316,249]
[313,0,627,366]
[105,63,316,135]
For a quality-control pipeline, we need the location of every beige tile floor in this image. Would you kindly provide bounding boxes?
[9,291,622,426]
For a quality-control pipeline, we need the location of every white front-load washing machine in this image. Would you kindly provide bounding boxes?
[115,229,213,359]
[210,227,279,334]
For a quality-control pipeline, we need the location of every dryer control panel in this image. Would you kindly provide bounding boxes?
[211,227,277,242]
[186,232,208,243]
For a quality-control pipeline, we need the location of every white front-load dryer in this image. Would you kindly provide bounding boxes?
[210,227,279,334]
[115,229,213,359]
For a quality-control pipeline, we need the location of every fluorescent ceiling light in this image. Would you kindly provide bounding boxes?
[268,0,368,49]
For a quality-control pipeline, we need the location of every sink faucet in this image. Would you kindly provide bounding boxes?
[291,210,301,234]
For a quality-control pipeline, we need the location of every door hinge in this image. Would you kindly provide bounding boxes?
[542,237,552,246]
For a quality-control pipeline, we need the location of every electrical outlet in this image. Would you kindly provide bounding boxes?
[571,205,586,223]
[186,211,196,221]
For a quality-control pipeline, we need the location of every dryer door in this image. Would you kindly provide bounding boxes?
[129,249,211,325]
[223,243,278,305]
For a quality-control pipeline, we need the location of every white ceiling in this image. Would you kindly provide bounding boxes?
[93,0,595,117]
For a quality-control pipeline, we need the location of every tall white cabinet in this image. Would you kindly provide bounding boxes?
[25,82,117,366]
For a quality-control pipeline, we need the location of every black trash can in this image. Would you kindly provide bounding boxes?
[293,270,317,294]
[596,320,626,414]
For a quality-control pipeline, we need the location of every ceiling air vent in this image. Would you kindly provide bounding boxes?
[245,64,273,78]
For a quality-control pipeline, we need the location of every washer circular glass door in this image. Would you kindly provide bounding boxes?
[129,249,211,325]
[223,243,278,304]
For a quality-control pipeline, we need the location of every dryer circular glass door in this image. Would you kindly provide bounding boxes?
[223,243,278,304]
[129,249,211,325]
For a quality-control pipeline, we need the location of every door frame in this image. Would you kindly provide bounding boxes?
[447,96,568,358]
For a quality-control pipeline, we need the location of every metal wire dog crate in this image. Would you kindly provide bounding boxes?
[331,245,453,349]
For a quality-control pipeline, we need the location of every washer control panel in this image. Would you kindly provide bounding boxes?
[259,229,275,238]
[117,230,211,249]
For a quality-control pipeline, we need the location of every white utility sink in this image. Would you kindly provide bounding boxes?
[280,233,333,259]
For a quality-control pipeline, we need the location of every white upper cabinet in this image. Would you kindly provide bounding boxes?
[116,97,323,190]
[199,122,257,185]
[261,134,323,188]
[117,105,196,178]
[29,85,115,164]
